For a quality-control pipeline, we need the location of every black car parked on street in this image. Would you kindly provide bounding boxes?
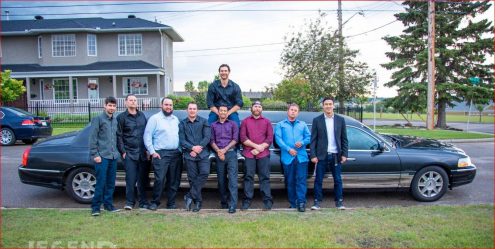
[18,110,476,204]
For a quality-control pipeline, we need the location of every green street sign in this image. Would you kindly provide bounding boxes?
[469,77,480,85]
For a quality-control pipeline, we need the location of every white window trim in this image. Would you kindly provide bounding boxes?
[122,76,148,95]
[52,78,78,103]
[118,33,143,56]
[37,36,42,58]
[51,34,76,57]
[87,34,97,56]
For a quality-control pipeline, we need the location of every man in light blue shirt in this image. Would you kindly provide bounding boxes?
[275,103,311,212]
[144,97,181,210]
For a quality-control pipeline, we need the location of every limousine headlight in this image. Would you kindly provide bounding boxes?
[457,157,472,168]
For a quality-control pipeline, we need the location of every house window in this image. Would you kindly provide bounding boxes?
[123,77,148,95]
[38,36,42,58]
[52,34,76,57]
[53,78,78,102]
[118,34,142,56]
[87,34,97,56]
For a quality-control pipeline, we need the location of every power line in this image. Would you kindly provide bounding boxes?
[2,2,202,9]
[2,9,406,17]
[346,20,399,38]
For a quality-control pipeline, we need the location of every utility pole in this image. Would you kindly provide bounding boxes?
[373,74,378,131]
[337,0,344,113]
[426,0,436,130]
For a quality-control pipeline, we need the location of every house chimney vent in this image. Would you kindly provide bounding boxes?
[128,15,136,18]
[34,15,43,20]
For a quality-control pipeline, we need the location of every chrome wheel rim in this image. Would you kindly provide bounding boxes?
[72,172,96,199]
[417,171,443,198]
[1,129,13,145]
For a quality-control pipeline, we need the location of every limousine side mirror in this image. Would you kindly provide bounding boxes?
[378,142,386,152]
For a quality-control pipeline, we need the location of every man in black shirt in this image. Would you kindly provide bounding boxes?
[117,94,151,210]
[206,64,243,128]
[179,102,211,212]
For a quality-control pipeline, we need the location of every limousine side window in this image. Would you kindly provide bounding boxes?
[347,127,380,150]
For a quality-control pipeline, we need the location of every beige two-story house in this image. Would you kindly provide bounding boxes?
[1,15,183,108]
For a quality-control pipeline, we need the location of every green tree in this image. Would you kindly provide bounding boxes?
[272,74,314,108]
[185,81,196,93]
[242,95,252,109]
[382,1,494,128]
[197,80,209,93]
[1,70,26,103]
[280,12,373,112]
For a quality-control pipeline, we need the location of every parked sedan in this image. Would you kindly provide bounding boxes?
[18,110,476,204]
[1,106,52,146]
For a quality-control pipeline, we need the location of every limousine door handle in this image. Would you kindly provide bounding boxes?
[346,158,356,161]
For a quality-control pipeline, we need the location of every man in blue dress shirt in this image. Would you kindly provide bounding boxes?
[275,103,311,212]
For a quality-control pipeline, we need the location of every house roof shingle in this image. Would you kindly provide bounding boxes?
[2,17,184,42]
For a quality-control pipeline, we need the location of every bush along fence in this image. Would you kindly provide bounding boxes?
[21,102,363,128]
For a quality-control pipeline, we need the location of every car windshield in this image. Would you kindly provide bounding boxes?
[4,107,32,117]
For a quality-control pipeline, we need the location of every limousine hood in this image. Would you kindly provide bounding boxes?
[389,135,463,152]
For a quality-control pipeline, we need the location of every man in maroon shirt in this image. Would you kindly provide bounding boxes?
[240,101,274,210]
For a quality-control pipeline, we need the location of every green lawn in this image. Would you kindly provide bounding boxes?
[376,127,494,140]
[363,112,494,124]
[52,127,83,136]
[2,205,493,248]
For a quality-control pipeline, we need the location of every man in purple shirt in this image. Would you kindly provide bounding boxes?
[240,101,274,210]
[210,105,239,214]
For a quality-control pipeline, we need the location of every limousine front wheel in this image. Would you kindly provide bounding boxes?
[411,166,448,202]
[65,167,96,204]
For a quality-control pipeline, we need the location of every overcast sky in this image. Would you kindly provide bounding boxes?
[2,1,493,98]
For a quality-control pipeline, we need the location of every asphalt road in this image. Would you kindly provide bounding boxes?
[362,119,494,134]
[1,141,493,209]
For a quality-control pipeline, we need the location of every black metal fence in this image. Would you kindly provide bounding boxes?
[20,102,363,127]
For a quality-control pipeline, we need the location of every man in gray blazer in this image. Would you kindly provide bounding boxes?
[310,97,348,210]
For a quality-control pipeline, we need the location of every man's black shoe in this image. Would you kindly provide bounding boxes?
[149,203,158,211]
[297,203,306,212]
[184,195,193,211]
[139,203,151,210]
[228,206,236,214]
[192,202,201,212]
[262,201,273,211]
[241,201,250,211]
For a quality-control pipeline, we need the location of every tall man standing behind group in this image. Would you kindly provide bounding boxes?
[144,98,181,210]
[206,64,243,128]
[117,94,150,211]
[310,97,348,210]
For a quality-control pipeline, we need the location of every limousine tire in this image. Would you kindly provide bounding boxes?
[22,138,38,144]
[65,167,96,204]
[411,166,448,202]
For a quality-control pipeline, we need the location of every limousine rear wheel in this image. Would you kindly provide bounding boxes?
[65,167,96,204]
[411,166,448,202]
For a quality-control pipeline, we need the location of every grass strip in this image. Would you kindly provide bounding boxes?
[2,205,493,248]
